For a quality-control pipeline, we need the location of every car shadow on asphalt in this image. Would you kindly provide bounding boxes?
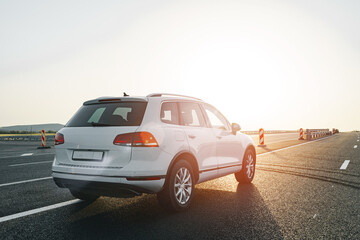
[64,184,284,240]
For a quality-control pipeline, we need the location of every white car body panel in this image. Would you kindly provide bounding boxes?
[183,126,218,170]
[55,126,138,168]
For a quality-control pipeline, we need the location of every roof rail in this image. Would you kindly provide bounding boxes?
[146,93,202,101]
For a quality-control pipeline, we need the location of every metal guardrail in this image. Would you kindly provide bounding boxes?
[305,129,332,140]
[0,135,55,141]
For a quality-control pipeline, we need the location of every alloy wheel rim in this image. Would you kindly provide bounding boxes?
[246,154,254,179]
[174,167,192,205]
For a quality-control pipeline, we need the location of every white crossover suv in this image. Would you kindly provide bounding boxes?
[52,93,256,211]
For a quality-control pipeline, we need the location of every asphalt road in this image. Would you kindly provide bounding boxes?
[0,132,359,239]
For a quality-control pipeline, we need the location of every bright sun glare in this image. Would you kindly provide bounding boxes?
[0,1,359,131]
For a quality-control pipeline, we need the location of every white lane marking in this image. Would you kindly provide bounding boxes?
[0,176,52,187]
[340,160,350,170]
[0,199,82,223]
[0,153,54,159]
[257,135,334,157]
[357,140,359,142]
[20,153,33,157]
[313,214,317,219]
[354,145,358,149]
[9,161,53,167]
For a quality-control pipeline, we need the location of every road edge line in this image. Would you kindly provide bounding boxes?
[257,135,334,157]
[9,161,53,167]
[0,153,54,159]
[0,199,82,223]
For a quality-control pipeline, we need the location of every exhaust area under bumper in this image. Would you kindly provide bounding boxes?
[52,171,165,197]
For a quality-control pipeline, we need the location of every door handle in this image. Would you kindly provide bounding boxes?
[188,135,196,139]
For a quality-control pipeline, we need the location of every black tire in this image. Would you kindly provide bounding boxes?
[70,190,99,202]
[157,160,195,212]
[235,149,256,184]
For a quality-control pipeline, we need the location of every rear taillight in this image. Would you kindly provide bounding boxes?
[55,132,64,145]
[113,132,158,147]
[113,133,133,146]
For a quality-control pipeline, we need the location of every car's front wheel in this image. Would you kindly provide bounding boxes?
[157,160,195,212]
[235,149,256,183]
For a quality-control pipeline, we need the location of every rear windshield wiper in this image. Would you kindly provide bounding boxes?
[90,122,111,127]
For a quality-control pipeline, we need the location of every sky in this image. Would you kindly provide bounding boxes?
[0,0,359,131]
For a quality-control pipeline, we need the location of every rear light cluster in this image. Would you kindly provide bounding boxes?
[55,132,64,145]
[113,132,159,147]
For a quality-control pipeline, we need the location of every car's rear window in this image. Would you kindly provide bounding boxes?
[66,102,147,127]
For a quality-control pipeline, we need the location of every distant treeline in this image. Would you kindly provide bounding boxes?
[0,130,57,134]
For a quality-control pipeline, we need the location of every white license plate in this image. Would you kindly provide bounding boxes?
[72,151,104,161]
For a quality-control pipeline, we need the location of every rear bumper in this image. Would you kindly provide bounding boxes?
[52,171,165,197]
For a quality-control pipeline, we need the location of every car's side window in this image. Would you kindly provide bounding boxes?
[179,102,206,127]
[160,102,179,125]
[203,104,230,131]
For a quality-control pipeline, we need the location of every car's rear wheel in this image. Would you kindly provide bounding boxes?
[235,149,256,183]
[157,160,195,212]
[70,190,99,202]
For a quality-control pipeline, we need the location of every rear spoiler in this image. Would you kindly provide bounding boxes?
[83,97,147,105]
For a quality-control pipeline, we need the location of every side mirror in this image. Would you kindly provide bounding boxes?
[231,123,241,135]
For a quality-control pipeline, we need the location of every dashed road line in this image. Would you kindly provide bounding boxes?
[20,153,33,157]
[0,199,82,223]
[9,161,53,167]
[0,176,52,187]
[340,160,350,170]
